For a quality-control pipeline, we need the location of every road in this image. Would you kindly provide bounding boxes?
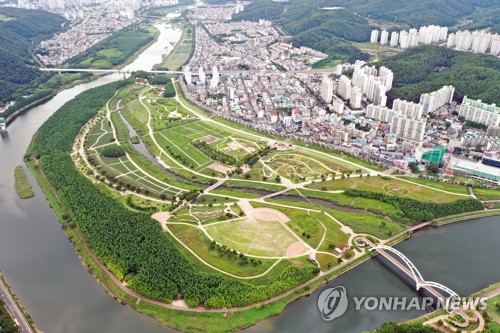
[39,67,337,76]
[0,275,35,333]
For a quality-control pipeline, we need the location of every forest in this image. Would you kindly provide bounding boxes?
[0,7,66,104]
[28,80,318,309]
[344,189,484,222]
[376,45,500,106]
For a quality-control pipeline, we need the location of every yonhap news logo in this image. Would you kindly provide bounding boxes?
[317,286,349,321]
[317,286,488,322]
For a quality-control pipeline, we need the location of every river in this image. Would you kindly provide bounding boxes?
[0,18,498,333]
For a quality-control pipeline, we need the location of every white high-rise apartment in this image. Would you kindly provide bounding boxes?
[419,85,455,114]
[390,31,399,47]
[350,86,362,109]
[184,66,192,85]
[458,97,500,127]
[366,104,394,123]
[210,66,220,89]
[380,30,389,45]
[399,30,409,49]
[391,114,427,142]
[409,28,419,47]
[198,67,206,84]
[321,76,334,104]
[447,33,456,48]
[491,35,500,56]
[370,30,379,44]
[392,99,424,118]
[338,75,352,101]
[455,30,473,51]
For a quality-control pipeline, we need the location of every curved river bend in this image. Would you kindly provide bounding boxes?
[0,22,498,333]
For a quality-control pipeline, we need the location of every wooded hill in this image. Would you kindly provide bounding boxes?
[376,45,500,106]
[0,7,66,104]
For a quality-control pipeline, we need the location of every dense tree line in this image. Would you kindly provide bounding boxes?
[376,45,500,106]
[101,145,126,158]
[370,322,440,333]
[29,81,317,309]
[192,140,237,165]
[162,80,176,98]
[344,189,484,222]
[0,300,19,333]
[0,7,66,104]
[238,146,273,167]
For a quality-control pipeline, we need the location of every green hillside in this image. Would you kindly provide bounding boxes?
[0,7,66,104]
[376,45,500,106]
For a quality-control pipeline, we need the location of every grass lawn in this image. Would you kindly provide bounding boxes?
[14,166,34,199]
[204,217,298,257]
[168,224,284,278]
[315,253,339,271]
[68,27,157,69]
[398,177,470,194]
[324,207,404,239]
[307,176,464,203]
[473,187,500,201]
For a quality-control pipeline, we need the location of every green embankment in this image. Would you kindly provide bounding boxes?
[68,27,157,69]
[14,166,34,199]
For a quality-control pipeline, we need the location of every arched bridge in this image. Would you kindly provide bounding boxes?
[362,238,459,305]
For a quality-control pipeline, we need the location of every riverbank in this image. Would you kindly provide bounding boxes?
[433,209,500,226]
[0,271,36,333]
[14,166,34,199]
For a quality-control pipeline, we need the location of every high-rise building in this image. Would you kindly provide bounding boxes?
[419,86,455,114]
[390,31,399,47]
[490,35,500,56]
[198,67,206,84]
[391,114,427,141]
[392,99,424,118]
[320,76,334,103]
[458,97,500,127]
[184,66,192,85]
[447,33,456,48]
[338,75,352,100]
[350,86,362,109]
[370,30,379,44]
[380,30,389,45]
[399,30,409,49]
[409,28,419,47]
[366,104,394,123]
[210,66,220,89]
[352,65,392,106]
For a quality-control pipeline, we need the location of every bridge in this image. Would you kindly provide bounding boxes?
[39,67,337,76]
[362,238,460,307]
